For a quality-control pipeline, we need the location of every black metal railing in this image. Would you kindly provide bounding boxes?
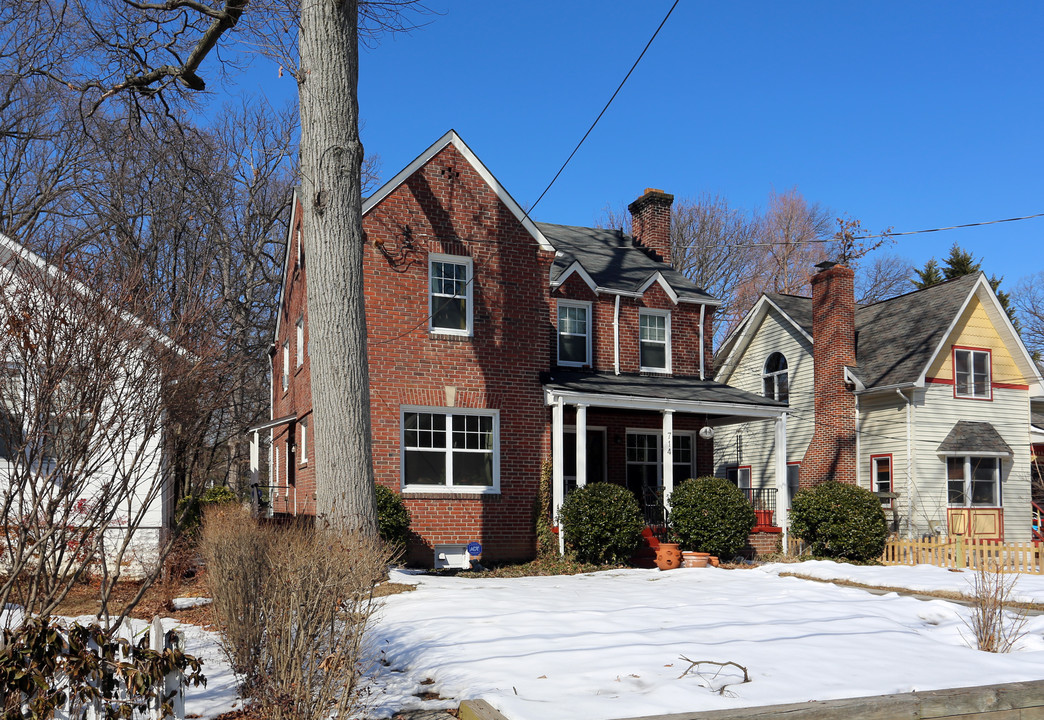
[741,487,778,527]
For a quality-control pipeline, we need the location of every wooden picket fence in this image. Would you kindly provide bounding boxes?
[787,535,1044,574]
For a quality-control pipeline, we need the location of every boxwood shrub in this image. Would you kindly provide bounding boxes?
[668,476,756,559]
[375,484,412,551]
[790,481,888,562]
[558,482,644,564]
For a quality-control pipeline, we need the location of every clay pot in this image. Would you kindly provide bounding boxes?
[655,543,682,570]
[681,551,710,568]
[708,556,720,568]
[755,509,774,527]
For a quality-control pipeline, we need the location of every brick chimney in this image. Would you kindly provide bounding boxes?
[628,188,674,267]
[800,261,857,487]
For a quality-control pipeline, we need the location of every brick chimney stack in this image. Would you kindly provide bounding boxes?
[800,261,857,488]
[628,188,674,267]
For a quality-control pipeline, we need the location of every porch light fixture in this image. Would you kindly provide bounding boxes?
[699,426,715,440]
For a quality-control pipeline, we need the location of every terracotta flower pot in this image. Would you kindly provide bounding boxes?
[708,556,720,568]
[681,551,710,568]
[655,543,681,570]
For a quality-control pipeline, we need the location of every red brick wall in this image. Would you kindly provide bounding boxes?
[361,144,553,564]
[270,143,718,566]
[628,188,674,266]
[800,264,857,487]
[271,201,317,516]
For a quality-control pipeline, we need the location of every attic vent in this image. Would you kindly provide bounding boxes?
[440,166,460,181]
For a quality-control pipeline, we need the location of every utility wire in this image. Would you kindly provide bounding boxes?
[523,1,680,219]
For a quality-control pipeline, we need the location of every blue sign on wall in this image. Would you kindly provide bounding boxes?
[467,541,482,556]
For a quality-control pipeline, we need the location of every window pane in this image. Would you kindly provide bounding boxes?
[432,296,466,330]
[947,457,966,505]
[405,413,446,448]
[453,452,493,486]
[955,350,971,395]
[640,314,665,341]
[777,373,789,403]
[641,342,666,369]
[560,335,587,364]
[452,414,493,450]
[971,457,997,506]
[559,306,587,334]
[405,450,446,485]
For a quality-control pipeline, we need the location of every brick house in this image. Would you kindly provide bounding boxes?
[254,130,786,566]
[714,262,1044,542]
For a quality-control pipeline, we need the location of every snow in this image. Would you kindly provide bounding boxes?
[364,565,1044,720]
[37,562,1044,720]
[171,596,213,610]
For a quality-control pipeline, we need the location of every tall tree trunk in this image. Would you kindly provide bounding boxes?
[298,0,377,535]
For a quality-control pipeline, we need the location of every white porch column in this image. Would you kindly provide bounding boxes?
[662,409,674,512]
[552,396,565,554]
[249,430,260,487]
[774,413,789,551]
[575,403,588,487]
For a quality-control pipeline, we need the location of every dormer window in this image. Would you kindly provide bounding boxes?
[954,347,991,399]
[639,310,670,373]
[557,301,591,367]
[763,352,789,403]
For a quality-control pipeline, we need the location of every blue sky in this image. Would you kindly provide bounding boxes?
[228,1,1044,288]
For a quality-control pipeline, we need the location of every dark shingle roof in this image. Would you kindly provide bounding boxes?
[937,421,1013,456]
[542,370,784,408]
[763,273,983,388]
[535,222,716,303]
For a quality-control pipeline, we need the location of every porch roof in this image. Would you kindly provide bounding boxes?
[542,371,785,423]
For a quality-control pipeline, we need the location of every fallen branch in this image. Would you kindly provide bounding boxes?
[677,656,751,696]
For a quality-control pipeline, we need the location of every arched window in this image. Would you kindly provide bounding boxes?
[763,352,789,403]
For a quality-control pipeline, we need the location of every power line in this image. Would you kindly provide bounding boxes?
[523,1,680,219]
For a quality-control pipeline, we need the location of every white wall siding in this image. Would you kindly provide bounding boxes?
[714,309,813,488]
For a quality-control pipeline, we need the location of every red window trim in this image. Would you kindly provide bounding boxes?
[870,453,893,508]
[952,345,993,401]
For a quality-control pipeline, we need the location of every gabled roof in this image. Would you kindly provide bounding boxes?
[717,271,1044,392]
[363,129,553,252]
[537,222,718,304]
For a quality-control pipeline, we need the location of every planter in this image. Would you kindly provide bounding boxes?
[755,509,774,527]
[681,551,710,569]
[708,556,720,568]
[655,543,682,570]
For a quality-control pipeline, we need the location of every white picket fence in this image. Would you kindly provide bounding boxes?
[53,616,187,720]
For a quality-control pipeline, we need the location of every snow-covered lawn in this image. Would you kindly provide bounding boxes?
[178,563,1044,720]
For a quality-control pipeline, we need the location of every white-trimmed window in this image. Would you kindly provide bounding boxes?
[299,418,308,464]
[726,465,751,490]
[296,316,304,368]
[871,455,892,508]
[947,456,1001,507]
[763,352,789,403]
[786,462,800,508]
[563,426,607,492]
[402,408,498,491]
[639,310,670,372]
[557,300,592,366]
[672,432,696,482]
[954,347,991,399]
[282,341,289,390]
[429,255,473,335]
[626,431,661,499]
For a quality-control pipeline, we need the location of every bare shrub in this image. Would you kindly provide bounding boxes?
[965,559,1029,653]
[201,506,393,720]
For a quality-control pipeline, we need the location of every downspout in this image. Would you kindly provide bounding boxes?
[613,295,621,375]
[699,303,706,380]
[855,393,862,489]
[896,388,913,538]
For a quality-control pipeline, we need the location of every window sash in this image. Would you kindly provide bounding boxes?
[296,318,304,367]
[403,410,496,489]
[726,466,751,490]
[872,456,892,507]
[282,342,289,390]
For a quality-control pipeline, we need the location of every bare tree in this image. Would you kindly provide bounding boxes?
[855,254,915,305]
[0,240,227,627]
[1013,272,1044,361]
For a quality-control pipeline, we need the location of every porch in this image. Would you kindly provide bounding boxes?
[543,371,788,553]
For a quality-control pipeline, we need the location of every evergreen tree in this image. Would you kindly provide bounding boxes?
[912,258,943,289]
[914,243,1018,328]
